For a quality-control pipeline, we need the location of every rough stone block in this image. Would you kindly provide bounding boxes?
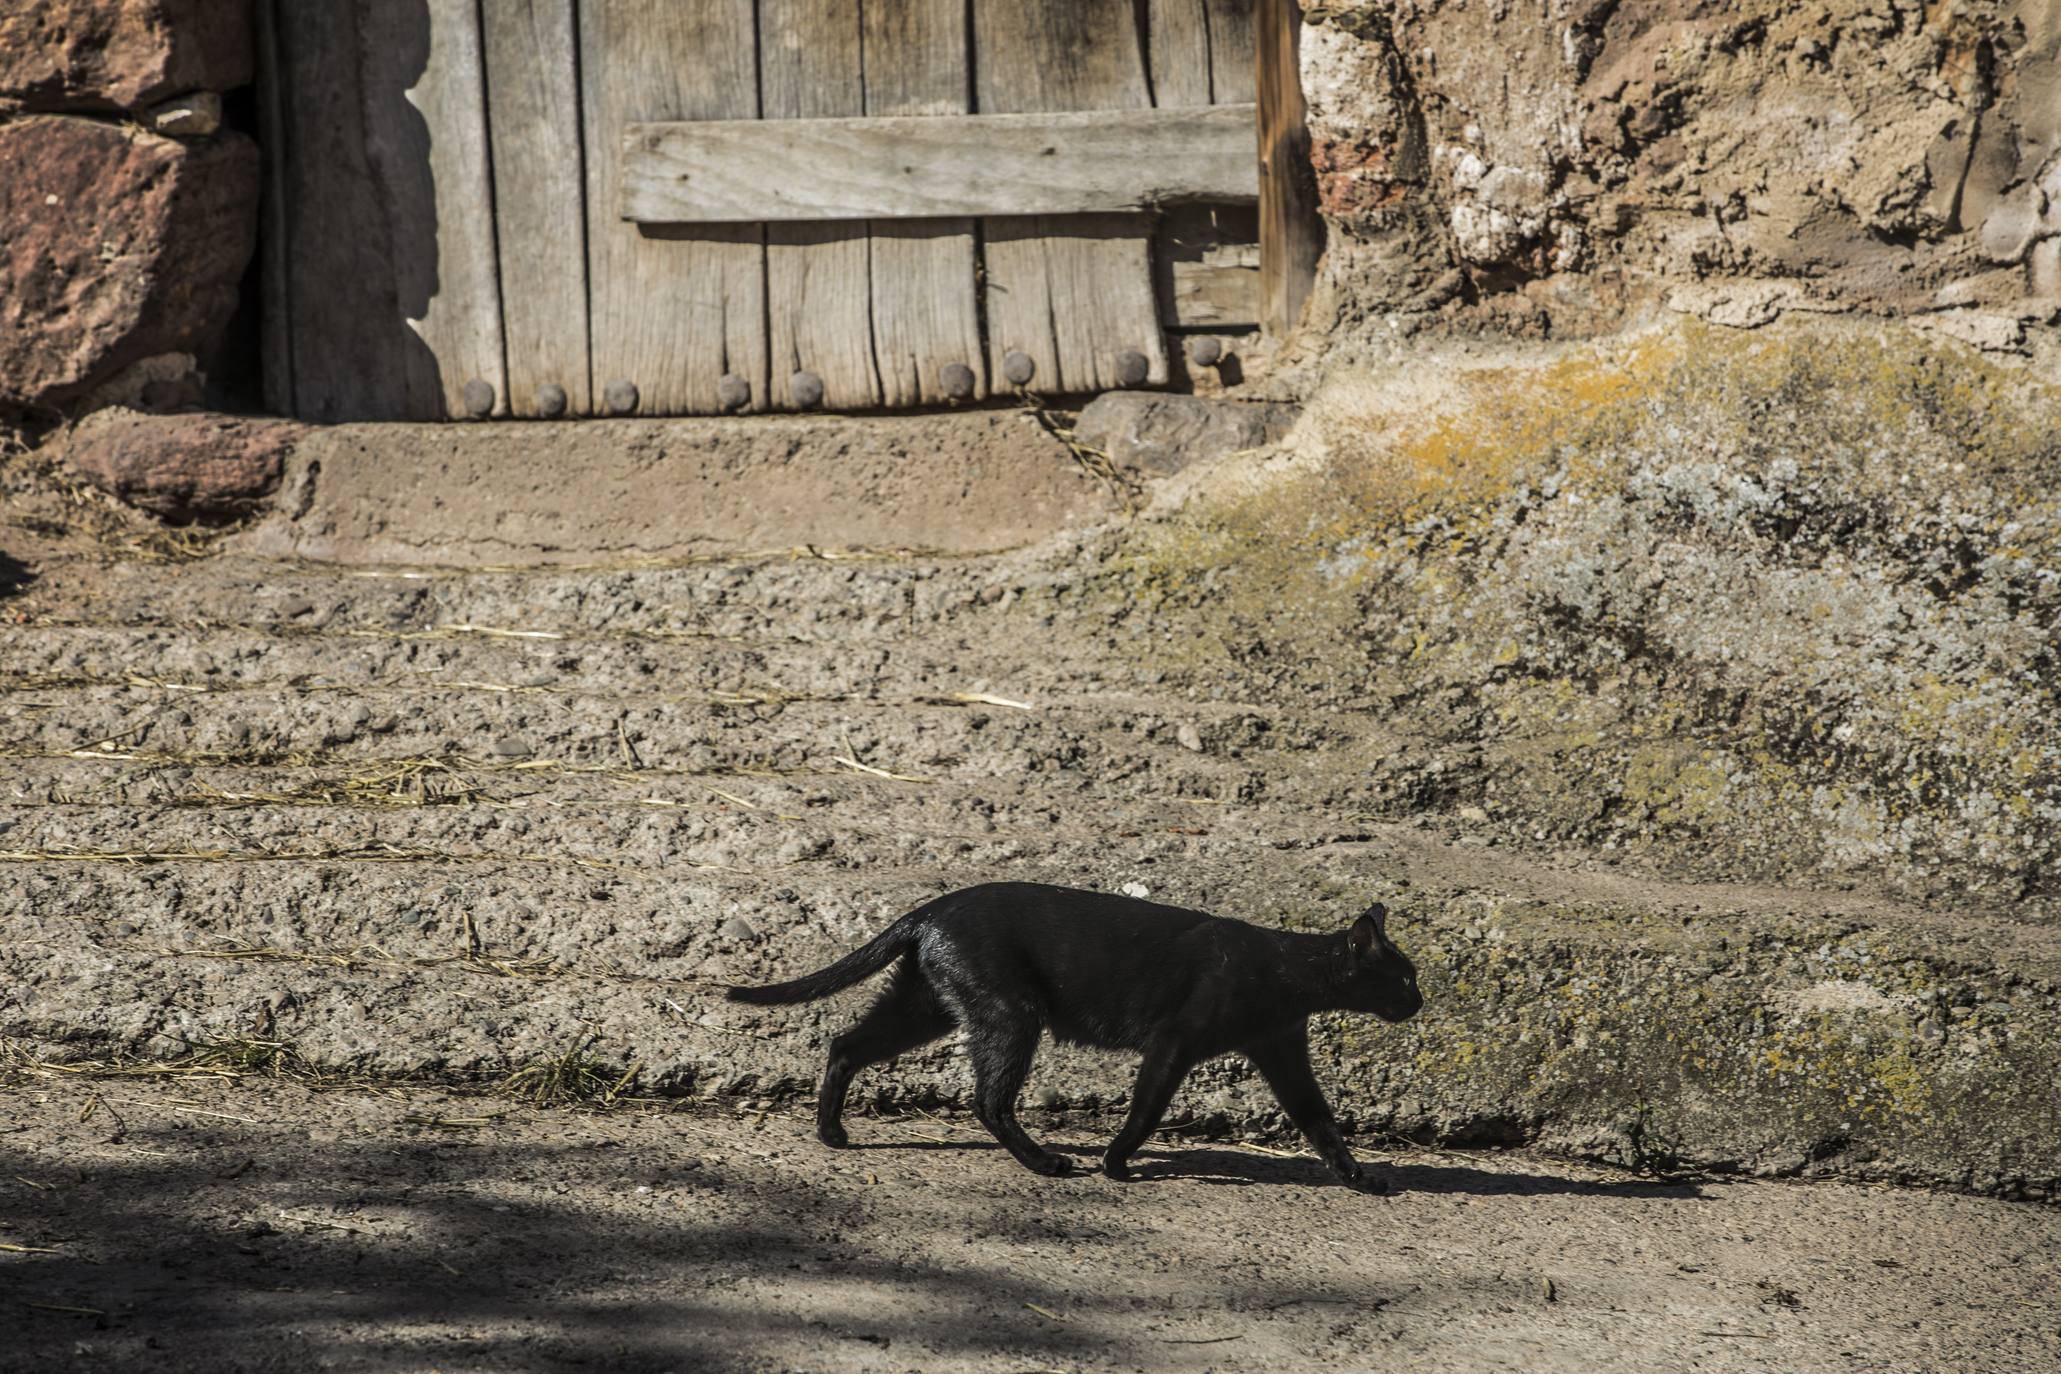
[1072,393,1301,476]
[1980,182,2047,266]
[0,0,253,113]
[0,116,257,410]
[146,88,222,138]
[2031,238,2061,301]
[60,407,303,523]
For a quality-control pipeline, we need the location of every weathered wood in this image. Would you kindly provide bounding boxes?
[621,107,1257,223]
[1151,0,1257,106]
[483,0,590,417]
[251,0,292,415]
[276,0,501,420]
[360,0,506,419]
[1150,0,1214,107]
[862,0,984,407]
[1155,203,1260,328]
[760,0,878,411]
[582,0,764,415]
[1210,0,1259,105]
[975,1,1169,394]
[273,2,421,420]
[1166,246,1261,328]
[1258,0,1322,337]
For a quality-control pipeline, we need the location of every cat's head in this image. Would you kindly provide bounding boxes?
[1345,903,1423,1022]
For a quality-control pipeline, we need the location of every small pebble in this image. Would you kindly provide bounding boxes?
[491,734,533,759]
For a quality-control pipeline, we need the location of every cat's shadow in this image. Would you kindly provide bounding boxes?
[846,1138,1707,1199]
[1118,1147,1708,1198]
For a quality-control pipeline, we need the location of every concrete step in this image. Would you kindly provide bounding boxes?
[223,411,1124,564]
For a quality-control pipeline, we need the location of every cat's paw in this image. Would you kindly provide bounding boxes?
[1102,1154,1135,1182]
[1337,1164,1389,1195]
[817,1122,850,1149]
[1028,1151,1074,1178]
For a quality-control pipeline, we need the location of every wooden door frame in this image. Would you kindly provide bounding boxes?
[1258,0,1321,338]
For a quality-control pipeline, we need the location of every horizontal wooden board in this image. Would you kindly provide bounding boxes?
[1166,244,1260,328]
[622,105,1257,224]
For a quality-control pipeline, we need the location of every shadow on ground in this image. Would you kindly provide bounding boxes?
[851,1134,1706,1198]
[3,1120,1711,1372]
[1115,1145,1707,1198]
[0,550,35,598]
[3,1136,1107,1371]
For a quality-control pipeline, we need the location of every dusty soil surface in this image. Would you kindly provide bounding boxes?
[1,434,2058,1195]
[4,1076,2057,1374]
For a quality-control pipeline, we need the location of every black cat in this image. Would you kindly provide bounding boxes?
[726,882,1423,1191]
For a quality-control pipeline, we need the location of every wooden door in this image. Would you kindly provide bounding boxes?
[261,0,1277,420]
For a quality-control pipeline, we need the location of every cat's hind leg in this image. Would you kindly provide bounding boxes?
[817,962,953,1148]
[964,1009,1072,1177]
[1102,1040,1197,1180]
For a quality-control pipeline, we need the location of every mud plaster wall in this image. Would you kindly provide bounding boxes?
[1295,0,2061,355]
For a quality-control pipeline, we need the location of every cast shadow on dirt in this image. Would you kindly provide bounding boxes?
[0,550,35,598]
[4,1129,1436,1373]
[845,1137,1705,1198]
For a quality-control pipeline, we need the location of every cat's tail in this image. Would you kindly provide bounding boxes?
[723,900,937,1005]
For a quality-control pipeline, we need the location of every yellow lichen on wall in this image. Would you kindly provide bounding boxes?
[1107,318,2061,897]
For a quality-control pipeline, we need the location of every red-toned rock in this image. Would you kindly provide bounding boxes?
[0,0,252,113]
[61,408,304,523]
[0,116,257,410]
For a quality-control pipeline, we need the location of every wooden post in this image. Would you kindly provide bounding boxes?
[1257,0,1321,338]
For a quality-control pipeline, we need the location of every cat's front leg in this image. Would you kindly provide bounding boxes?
[1244,1027,1389,1195]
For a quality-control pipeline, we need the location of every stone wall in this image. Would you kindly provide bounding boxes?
[0,1,258,417]
[1298,0,2061,355]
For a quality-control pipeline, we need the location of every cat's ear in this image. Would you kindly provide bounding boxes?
[1350,904,1388,957]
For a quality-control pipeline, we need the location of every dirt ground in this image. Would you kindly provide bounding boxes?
[5,1075,2058,1374]
[3,450,2059,1370]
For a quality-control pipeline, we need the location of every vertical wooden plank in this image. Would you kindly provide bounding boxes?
[360,0,506,419]
[274,1,421,421]
[1149,1,1214,107]
[583,0,764,415]
[1258,0,1320,336]
[975,1,1169,395]
[760,0,879,411]
[484,0,591,417]
[863,0,985,407]
[1210,0,1259,105]
[1151,0,1258,107]
[251,0,292,416]
[1151,1,1261,355]
[277,0,504,420]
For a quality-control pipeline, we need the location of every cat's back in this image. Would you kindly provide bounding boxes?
[924,882,1275,986]
[918,882,1281,1047]
[930,881,1219,945]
